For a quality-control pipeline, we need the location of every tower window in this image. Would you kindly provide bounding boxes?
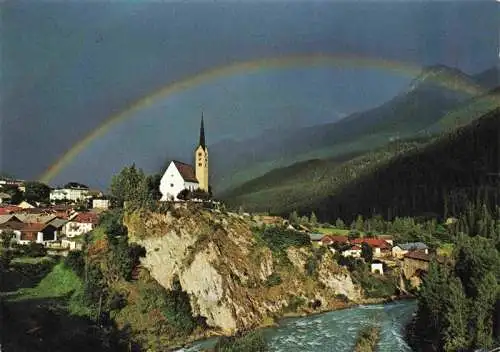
[170,184,174,187]
[198,152,202,157]
[198,163,202,167]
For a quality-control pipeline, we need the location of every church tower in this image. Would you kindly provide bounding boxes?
[195,113,209,192]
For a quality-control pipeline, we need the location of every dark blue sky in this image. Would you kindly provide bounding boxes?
[1,1,498,188]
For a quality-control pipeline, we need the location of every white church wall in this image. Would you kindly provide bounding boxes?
[160,162,199,201]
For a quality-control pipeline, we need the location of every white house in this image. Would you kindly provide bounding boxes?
[160,161,199,201]
[50,184,91,202]
[371,262,384,275]
[0,192,12,204]
[392,242,429,259]
[64,212,99,238]
[342,245,362,258]
[92,199,110,210]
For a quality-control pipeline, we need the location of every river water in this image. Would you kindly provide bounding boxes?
[179,300,417,352]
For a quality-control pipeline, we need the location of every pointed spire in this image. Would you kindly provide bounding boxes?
[199,112,206,149]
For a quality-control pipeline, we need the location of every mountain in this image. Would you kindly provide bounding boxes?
[473,66,500,89]
[212,65,484,193]
[223,105,499,221]
[221,135,436,214]
[306,107,500,222]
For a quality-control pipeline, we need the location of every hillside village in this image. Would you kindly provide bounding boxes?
[0,115,443,291]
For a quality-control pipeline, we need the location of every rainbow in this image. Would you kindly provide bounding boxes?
[38,53,484,183]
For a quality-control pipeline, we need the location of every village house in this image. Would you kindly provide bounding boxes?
[92,198,110,210]
[402,250,445,287]
[377,235,394,246]
[351,238,392,257]
[320,235,349,246]
[160,114,210,201]
[0,179,25,192]
[0,192,12,204]
[50,182,91,203]
[17,200,36,209]
[308,233,325,246]
[342,245,362,258]
[392,242,429,259]
[0,220,58,245]
[0,205,22,215]
[19,223,58,245]
[371,262,384,275]
[64,212,99,238]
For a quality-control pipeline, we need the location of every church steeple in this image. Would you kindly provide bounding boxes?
[199,113,206,149]
[195,112,209,192]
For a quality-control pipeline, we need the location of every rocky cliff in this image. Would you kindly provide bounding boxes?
[124,205,361,334]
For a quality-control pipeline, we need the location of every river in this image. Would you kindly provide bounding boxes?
[179,300,417,352]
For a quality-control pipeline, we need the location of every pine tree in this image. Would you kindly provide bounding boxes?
[310,212,318,226]
[355,215,364,232]
[289,211,299,225]
[472,272,498,349]
[335,218,345,229]
[444,276,469,352]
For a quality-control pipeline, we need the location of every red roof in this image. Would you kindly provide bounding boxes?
[173,161,199,183]
[0,220,25,230]
[0,206,23,215]
[321,235,349,245]
[21,223,49,232]
[352,238,391,249]
[72,212,99,224]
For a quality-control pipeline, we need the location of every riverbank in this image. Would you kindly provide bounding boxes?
[174,296,417,351]
[177,299,417,352]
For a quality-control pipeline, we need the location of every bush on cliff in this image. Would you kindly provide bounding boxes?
[256,227,310,254]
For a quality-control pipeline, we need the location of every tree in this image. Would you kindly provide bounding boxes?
[444,276,469,352]
[24,181,51,203]
[110,164,149,206]
[355,215,364,232]
[310,212,318,226]
[0,230,15,248]
[289,211,299,225]
[177,189,191,201]
[2,184,23,204]
[471,272,498,349]
[146,174,162,201]
[99,209,127,237]
[361,242,373,263]
[335,218,346,229]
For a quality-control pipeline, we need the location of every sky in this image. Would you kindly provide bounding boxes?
[1,1,498,189]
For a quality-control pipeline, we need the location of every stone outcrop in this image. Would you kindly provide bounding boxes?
[124,206,361,334]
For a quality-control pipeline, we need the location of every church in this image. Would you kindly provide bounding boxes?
[159,115,209,201]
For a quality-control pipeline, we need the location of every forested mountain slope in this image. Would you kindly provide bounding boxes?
[307,108,500,222]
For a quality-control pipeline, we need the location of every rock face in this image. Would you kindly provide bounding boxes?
[124,206,361,334]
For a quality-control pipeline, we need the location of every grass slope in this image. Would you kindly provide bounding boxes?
[13,262,82,300]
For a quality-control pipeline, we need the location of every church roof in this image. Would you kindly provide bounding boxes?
[173,161,199,183]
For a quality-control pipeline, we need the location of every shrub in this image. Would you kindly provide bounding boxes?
[23,242,47,257]
[257,227,310,254]
[64,250,85,277]
[354,325,380,352]
[265,272,282,287]
[214,330,267,352]
[286,296,306,312]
